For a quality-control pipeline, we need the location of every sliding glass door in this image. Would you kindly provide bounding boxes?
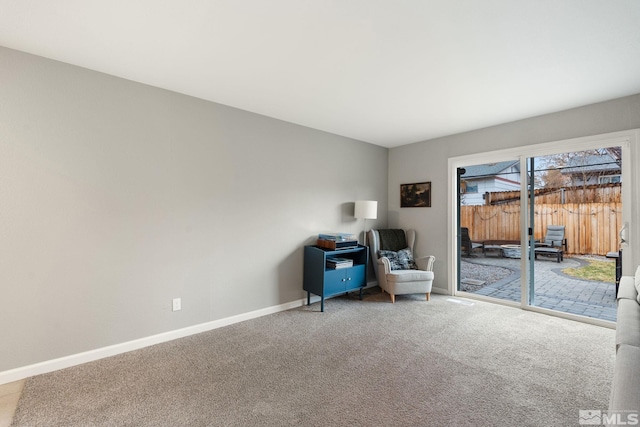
[453,133,630,324]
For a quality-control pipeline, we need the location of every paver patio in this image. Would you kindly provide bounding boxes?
[460,255,617,322]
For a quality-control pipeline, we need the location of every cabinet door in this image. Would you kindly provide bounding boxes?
[325,265,365,294]
[324,269,348,296]
[345,264,365,291]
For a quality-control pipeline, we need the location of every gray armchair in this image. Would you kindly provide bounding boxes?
[367,229,435,303]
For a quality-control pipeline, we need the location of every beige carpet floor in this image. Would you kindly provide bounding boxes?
[11,291,615,426]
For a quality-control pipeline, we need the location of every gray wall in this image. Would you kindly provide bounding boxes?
[389,94,640,294]
[0,47,388,372]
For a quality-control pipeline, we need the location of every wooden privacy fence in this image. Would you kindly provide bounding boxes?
[460,202,622,256]
[485,183,621,205]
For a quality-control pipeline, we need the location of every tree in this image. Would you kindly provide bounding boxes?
[540,148,619,202]
[541,168,567,189]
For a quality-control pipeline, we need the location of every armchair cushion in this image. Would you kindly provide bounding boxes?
[378,247,418,270]
[387,269,434,283]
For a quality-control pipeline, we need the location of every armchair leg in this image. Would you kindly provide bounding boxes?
[426,293,430,301]
[390,294,395,303]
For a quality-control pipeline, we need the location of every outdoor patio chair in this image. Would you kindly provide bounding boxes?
[538,225,568,251]
[460,227,483,256]
[534,225,567,262]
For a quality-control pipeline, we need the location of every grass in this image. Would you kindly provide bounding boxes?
[562,259,616,283]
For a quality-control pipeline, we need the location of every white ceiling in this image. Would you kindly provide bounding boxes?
[1,1,640,148]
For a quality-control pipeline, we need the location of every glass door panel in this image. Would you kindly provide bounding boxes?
[526,149,620,322]
[456,160,522,305]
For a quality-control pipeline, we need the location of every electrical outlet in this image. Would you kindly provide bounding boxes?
[172,298,181,312]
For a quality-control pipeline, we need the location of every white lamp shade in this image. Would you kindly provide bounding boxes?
[354,200,378,219]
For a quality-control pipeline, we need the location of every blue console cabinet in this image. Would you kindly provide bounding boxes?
[303,244,369,312]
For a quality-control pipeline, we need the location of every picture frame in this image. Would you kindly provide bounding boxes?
[401,182,431,207]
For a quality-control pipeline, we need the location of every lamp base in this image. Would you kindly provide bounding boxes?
[362,219,368,247]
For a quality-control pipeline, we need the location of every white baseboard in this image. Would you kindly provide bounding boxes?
[0,298,307,385]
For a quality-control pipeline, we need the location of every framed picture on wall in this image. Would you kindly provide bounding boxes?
[401,182,431,207]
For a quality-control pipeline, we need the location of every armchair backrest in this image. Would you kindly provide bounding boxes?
[460,227,472,255]
[544,225,566,248]
[367,229,416,279]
